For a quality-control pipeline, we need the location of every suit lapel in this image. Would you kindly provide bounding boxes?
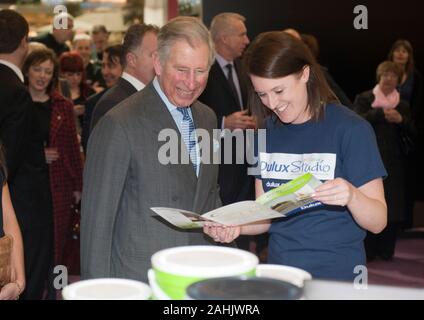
[234,59,247,106]
[191,102,205,178]
[144,84,198,185]
[211,61,241,108]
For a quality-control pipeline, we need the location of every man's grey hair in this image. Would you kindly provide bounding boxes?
[157,16,215,68]
[210,12,246,42]
[122,23,159,68]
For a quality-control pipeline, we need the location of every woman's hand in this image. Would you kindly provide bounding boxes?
[383,108,403,124]
[73,191,82,204]
[92,82,105,93]
[203,222,241,243]
[0,282,22,300]
[73,104,85,117]
[224,110,257,130]
[44,148,60,164]
[312,178,355,206]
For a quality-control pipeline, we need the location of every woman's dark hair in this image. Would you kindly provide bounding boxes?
[23,47,59,94]
[301,33,319,60]
[59,51,91,99]
[244,31,337,125]
[388,39,414,75]
[104,44,124,67]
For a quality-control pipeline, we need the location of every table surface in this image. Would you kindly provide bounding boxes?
[303,279,424,300]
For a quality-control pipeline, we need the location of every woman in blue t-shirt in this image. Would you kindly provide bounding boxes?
[203,31,388,281]
[0,146,25,299]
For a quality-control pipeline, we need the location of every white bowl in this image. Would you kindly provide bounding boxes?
[151,245,259,300]
[62,278,152,300]
[152,245,258,277]
[256,264,312,287]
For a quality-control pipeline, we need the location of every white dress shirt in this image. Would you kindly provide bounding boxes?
[121,72,146,91]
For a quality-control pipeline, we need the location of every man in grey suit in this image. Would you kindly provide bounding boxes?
[81,16,222,282]
[89,23,159,132]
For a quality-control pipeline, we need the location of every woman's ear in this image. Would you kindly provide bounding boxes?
[301,65,310,83]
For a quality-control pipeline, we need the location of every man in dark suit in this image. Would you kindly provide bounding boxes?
[0,9,52,299]
[89,24,159,132]
[81,17,222,282]
[81,44,124,153]
[30,12,73,57]
[199,13,256,206]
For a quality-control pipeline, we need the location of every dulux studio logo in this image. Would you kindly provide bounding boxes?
[259,152,337,181]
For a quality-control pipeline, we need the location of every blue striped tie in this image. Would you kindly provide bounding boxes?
[177,107,198,175]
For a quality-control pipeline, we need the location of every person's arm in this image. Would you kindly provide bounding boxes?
[80,114,130,279]
[353,94,385,124]
[0,89,31,182]
[203,179,270,242]
[393,101,416,136]
[312,177,387,234]
[63,100,83,201]
[0,184,25,300]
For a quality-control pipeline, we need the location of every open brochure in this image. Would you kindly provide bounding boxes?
[151,173,323,229]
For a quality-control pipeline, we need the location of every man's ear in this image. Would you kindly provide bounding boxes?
[152,51,161,76]
[221,33,230,46]
[126,52,136,69]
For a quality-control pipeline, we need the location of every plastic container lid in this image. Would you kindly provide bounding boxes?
[256,264,312,287]
[186,276,303,300]
[151,246,258,277]
[62,278,152,300]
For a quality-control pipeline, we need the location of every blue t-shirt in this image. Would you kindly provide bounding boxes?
[255,104,387,281]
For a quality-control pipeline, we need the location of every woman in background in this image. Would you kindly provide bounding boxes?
[354,61,413,260]
[72,33,104,93]
[23,48,83,274]
[388,40,424,228]
[59,51,94,134]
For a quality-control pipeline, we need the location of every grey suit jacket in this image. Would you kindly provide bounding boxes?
[81,83,222,282]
